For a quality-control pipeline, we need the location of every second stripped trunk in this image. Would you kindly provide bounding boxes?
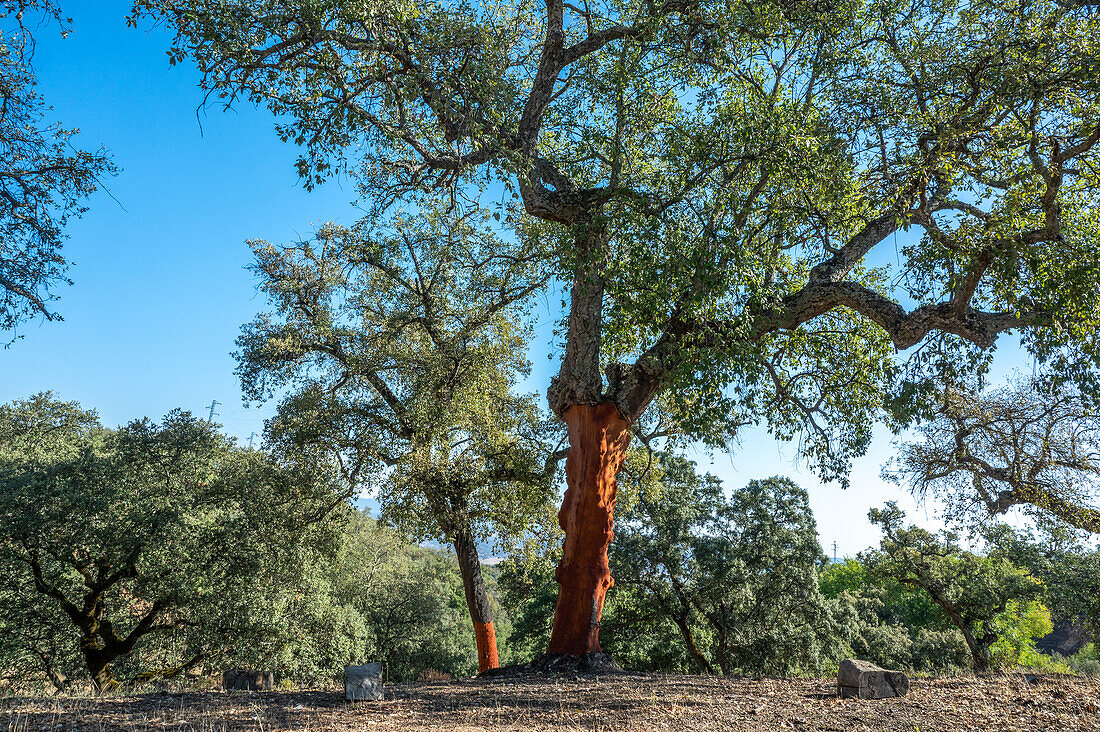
[453,526,500,672]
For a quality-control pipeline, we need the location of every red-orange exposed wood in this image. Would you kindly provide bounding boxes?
[474,621,499,673]
[548,402,632,655]
[453,526,500,672]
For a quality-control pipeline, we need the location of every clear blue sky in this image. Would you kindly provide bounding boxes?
[1,1,363,442]
[0,1,1037,556]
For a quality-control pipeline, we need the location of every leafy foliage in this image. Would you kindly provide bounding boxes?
[862,503,1046,671]
[0,1,114,334]
[266,510,494,682]
[984,524,1100,639]
[0,393,340,690]
[1067,643,1100,677]
[234,204,557,666]
[135,0,1100,487]
[820,558,970,673]
[237,205,555,556]
[990,599,1055,670]
[610,457,847,676]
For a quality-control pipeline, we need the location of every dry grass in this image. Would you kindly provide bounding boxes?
[3,672,1098,731]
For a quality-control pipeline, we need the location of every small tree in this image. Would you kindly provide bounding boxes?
[894,381,1100,533]
[863,503,1044,672]
[820,557,970,673]
[237,207,556,671]
[0,393,339,691]
[0,2,114,334]
[613,458,846,675]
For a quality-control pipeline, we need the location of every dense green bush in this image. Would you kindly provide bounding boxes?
[862,504,1047,672]
[1065,644,1100,677]
[984,525,1100,641]
[832,588,970,673]
[821,559,970,673]
[0,394,507,691]
[266,510,490,683]
[0,393,342,691]
[614,465,850,676]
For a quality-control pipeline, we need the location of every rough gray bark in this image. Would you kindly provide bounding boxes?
[452,524,499,671]
[548,224,610,416]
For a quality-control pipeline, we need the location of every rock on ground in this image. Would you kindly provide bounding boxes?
[345,662,383,701]
[838,658,910,699]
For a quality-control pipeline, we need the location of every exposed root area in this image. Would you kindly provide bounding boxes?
[479,652,624,679]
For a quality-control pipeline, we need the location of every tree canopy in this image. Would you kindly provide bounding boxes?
[136,0,1100,459]
[0,1,114,333]
[0,393,340,690]
[894,380,1100,533]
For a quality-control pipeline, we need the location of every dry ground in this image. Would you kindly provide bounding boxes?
[3,673,1098,732]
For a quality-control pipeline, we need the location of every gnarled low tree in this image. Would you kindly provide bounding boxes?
[237,207,556,672]
[138,0,1100,656]
[895,381,1100,533]
[0,393,339,690]
[863,503,1044,672]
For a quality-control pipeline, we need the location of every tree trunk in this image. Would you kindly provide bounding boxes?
[453,526,500,673]
[82,644,117,693]
[671,614,715,674]
[957,624,992,672]
[36,652,68,693]
[967,637,991,673]
[931,597,992,673]
[547,402,632,655]
[973,633,996,673]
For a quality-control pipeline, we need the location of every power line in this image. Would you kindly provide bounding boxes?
[206,400,220,424]
[248,432,257,449]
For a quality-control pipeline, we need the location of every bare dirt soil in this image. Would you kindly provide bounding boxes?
[2,672,1098,731]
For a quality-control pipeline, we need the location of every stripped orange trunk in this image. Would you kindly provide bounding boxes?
[548,402,632,655]
[473,621,499,672]
[454,526,500,672]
